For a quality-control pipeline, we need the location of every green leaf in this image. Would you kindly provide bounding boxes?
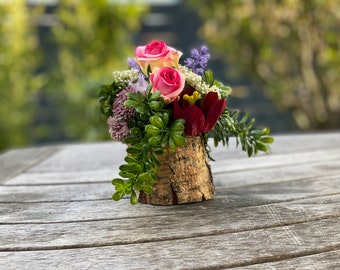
[131,128,141,136]
[170,133,186,147]
[126,146,141,154]
[261,137,274,144]
[130,190,138,205]
[145,124,161,136]
[150,154,161,166]
[146,65,152,77]
[204,70,214,86]
[161,112,169,126]
[247,146,253,157]
[149,101,162,110]
[124,136,139,144]
[124,156,138,163]
[112,191,125,201]
[124,100,139,108]
[256,141,270,152]
[153,148,164,155]
[210,109,273,158]
[150,90,161,101]
[119,164,132,172]
[140,113,149,121]
[149,115,164,129]
[168,137,176,151]
[161,133,169,147]
[119,163,143,173]
[171,119,185,132]
[137,172,154,184]
[119,171,135,178]
[112,178,125,187]
[148,135,162,146]
[136,184,153,194]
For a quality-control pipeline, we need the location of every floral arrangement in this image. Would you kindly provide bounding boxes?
[98,40,273,205]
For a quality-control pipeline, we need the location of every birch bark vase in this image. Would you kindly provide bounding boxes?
[138,136,214,205]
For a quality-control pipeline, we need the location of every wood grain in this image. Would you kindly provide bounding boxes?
[0,217,339,269]
[0,146,61,184]
[0,132,339,269]
[1,195,339,250]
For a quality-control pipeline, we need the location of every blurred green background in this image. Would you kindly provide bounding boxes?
[1,0,339,152]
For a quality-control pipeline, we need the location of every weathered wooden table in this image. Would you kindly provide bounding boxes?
[1,132,340,269]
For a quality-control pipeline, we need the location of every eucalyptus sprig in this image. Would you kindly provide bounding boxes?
[111,86,186,204]
[209,109,274,157]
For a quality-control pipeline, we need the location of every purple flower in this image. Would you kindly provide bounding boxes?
[108,87,137,142]
[107,116,131,142]
[130,74,148,93]
[184,46,210,75]
[128,58,142,73]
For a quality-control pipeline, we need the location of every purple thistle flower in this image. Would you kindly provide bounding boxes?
[184,45,210,75]
[108,87,138,142]
[113,89,136,119]
[107,116,131,142]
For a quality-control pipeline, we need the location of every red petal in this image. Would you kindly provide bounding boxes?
[200,92,219,115]
[183,106,205,136]
[173,101,185,120]
[203,98,226,132]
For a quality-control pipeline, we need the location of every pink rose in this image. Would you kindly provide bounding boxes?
[150,67,185,103]
[135,40,182,74]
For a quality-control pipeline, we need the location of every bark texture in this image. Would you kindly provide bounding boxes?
[138,136,214,205]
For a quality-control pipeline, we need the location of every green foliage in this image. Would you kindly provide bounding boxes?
[0,1,44,151]
[47,1,148,142]
[0,1,147,151]
[203,69,232,99]
[210,110,273,158]
[111,87,186,204]
[189,0,340,130]
[98,81,129,118]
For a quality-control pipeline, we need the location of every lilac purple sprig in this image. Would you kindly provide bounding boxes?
[184,45,210,75]
[128,58,142,73]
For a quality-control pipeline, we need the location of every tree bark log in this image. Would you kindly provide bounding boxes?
[138,136,214,205]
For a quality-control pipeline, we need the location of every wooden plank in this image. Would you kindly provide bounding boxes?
[0,146,61,184]
[269,132,340,152]
[213,158,340,188]
[0,172,339,203]
[207,132,340,159]
[0,217,339,269]
[25,142,126,173]
[6,150,340,187]
[5,154,340,186]
[235,249,340,269]
[211,148,340,174]
[5,169,117,186]
[0,183,113,203]
[1,195,339,250]
[1,133,339,183]
[0,189,339,225]
[3,133,339,186]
